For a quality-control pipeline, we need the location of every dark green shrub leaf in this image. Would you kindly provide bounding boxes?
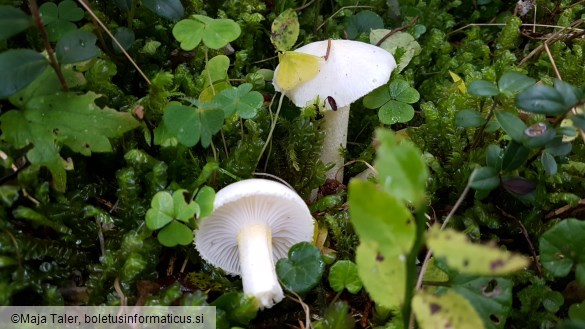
[114,0,132,11]
[0,49,48,98]
[545,137,572,156]
[388,79,420,103]
[113,27,135,52]
[157,221,193,247]
[328,260,362,294]
[486,144,502,170]
[468,80,499,97]
[56,30,99,64]
[162,102,224,148]
[449,276,514,329]
[554,79,582,109]
[455,109,486,128]
[501,177,535,195]
[540,218,585,286]
[276,241,325,294]
[214,83,263,119]
[495,111,527,142]
[346,10,384,39]
[0,5,32,40]
[469,167,500,191]
[572,115,585,131]
[270,8,299,52]
[379,100,414,124]
[541,151,557,175]
[142,0,184,20]
[497,72,535,96]
[501,142,529,171]
[516,84,567,115]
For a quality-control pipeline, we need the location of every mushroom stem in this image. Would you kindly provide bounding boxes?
[320,105,350,182]
[237,224,284,309]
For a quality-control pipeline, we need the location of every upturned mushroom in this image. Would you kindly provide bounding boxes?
[273,40,396,183]
[194,178,314,309]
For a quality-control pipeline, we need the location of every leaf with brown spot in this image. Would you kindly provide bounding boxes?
[427,225,529,275]
[413,290,485,329]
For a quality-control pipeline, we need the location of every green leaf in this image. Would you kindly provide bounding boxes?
[494,111,527,143]
[572,115,585,131]
[554,79,581,109]
[516,84,568,115]
[540,218,585,286]
[146,191,174,230]
[0,5,32,40]
[449,276,514,329]
[469,167,500,191]
[374,128,428,207]
[0,185,19,207]
[569,301,585,322]
[363,85,390,109]
[214,83,263,119]
[497,72,536,96]
[486,144,502,170]
[541,151,557,175]
[545,137,572,156]
[313,301,354,329]
[13,206,71,234]
[388,79,420,103]
[173,15,241,51]
[270,8,299,52]
[157,220,193,247]
[162,102,224,148]
[371,29,420,73]
[195,186,215,219]
[378,100,414,124]
[172,190,198,222]
[427,226,530,275]
[211,292,258,326]
[328,260,362,294]
[23,92,140,155]
[346,10,384,39]
[413,290,485,329]
[348,179,415,308]
[456,109,487,128]
[276,242,325,294]
[112,27,135,52]
[142,0,184,20]
[522,123,556,148]
[56,30,99,64]
[40,0,83,42]
[469,80,499,97]
[56,0,84,21]
[501,141,529,171]
[0,49,48,98]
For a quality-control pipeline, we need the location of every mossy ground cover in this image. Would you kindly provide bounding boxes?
[1,0,584,328]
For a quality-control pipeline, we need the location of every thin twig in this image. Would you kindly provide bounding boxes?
[497,206,542,276]
[28,0,68,92]
[449,22,584,36]
[544,198,585,220]
[285,291,312,329]
[519,19,584,66]
[375,16,419,47]
[256,93,285,168]
[76,0,151,85]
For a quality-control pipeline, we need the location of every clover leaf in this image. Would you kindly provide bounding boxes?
[214,83,263,119]
[364,79,419,125]
[173,15,241,50]
[162,101,224,148]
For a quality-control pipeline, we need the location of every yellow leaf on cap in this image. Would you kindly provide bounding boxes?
[275,51,322,91]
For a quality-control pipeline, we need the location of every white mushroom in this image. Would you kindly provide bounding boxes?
[194,178,314,309]
[273,39,396,183]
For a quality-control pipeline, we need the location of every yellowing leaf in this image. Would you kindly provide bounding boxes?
[449,70,467,94]
[427,226,529,275]
[275,51,322,91]
[412,290,485,329]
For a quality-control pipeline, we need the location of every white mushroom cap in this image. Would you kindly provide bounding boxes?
[273,39,397,109]
[194,178,314,275]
